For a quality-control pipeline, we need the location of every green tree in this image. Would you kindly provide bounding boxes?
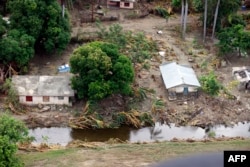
[70,41,134,100]
[7,0,70,54]
[217,24,250,57]
[199,72,222,96]
[0,114,29,167]
[204,0,240,32]
[0,29,35,66]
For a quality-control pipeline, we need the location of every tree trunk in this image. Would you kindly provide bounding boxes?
[181,0,185,31]
[203,0,208,43]
[212,0,220,39]
[181,0,185,37]
[183,0,188,39]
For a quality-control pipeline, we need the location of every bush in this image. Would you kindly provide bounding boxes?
[199,72,222,96]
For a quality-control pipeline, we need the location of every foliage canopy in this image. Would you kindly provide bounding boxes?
[0,114,29,167]
[0,0,71,67]
[70,41,134,100]
[217,25,250,57]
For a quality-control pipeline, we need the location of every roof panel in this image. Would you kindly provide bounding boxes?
[159,62,201,89]
[12,75,74,96]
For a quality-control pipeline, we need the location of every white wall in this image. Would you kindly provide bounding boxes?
[120,2,133,9]
[19,96,71,106]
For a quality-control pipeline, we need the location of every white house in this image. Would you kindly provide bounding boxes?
[12,75,74,106]
[159,62,201,100]
[107,0,135,9]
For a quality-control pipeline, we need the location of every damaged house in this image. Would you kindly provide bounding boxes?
[12,75,74,106]
[159,62,201,100]
[232,66,250,91]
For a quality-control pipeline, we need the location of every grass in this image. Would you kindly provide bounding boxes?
[18,139,250,167]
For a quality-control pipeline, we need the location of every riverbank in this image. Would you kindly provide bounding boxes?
[19,138,250,167]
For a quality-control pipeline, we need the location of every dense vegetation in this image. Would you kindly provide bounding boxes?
[0,114,30,167]
[0,0,70,68]
[70,41,134,100]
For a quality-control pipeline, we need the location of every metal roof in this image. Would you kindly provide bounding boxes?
[159,62,201,89]
[12,75,74,96]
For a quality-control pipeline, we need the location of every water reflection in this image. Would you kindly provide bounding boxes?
[28,122,250,146]
[209,122,250,138]
[70,127,130,142]
[129,123,206,142]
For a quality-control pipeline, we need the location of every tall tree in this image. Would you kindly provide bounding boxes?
[183,0,188,39]
[212,0,220,39]
[203,0,208,42]
[180,0,188,39]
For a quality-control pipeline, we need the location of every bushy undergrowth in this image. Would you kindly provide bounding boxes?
[96,22,157,64]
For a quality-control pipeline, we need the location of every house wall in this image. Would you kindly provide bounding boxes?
[168,86,199,93]
[19,96,71,106]
[120,2,134,9]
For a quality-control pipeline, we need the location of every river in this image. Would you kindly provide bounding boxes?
[29,122,250,146]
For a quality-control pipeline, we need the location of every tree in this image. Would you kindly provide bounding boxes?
[211,0,220,39]
[0,114,29,167]
[70,41,134,100]
[202,0,240,34]
[203,0,208,42]
[7,0,70,54]
[199,72,222,96]
[0,29,35,66]
[217,25,250,57]
[180,0,189,39]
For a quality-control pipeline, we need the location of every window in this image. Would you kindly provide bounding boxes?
[124,2,130,7]
[43,96,50,102]
[26,96,33,102]
[58,96,64,100]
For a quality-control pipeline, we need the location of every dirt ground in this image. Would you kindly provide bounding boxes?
[13,6,250,128]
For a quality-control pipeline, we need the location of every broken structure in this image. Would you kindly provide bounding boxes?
[232,66,250,91]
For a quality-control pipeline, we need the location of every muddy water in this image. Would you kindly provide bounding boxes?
[29,122,250,146]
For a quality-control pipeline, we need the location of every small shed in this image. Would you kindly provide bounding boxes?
[159,62,201,100]
[12,75,74,106]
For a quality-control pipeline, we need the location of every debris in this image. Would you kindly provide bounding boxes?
[157,30,163,34]
[39,106,51,113]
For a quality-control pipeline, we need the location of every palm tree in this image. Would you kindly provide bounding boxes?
[181,0,189,39]
[203,0,208,43]
[212,0,220,39]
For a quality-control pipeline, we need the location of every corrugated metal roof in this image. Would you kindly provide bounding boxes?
[12,75,74,96]
[159,62,201,89]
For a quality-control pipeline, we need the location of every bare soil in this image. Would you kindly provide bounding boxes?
[11,6,250,129]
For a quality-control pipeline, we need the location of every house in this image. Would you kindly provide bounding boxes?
[107,0,135,9]
[232,66,250,91]
[12,75,74,106]
[159,62,201,100]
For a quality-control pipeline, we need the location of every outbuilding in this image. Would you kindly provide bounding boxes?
[159,62,201,100]
[12,75,74,106]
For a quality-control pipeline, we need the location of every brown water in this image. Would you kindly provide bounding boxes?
[29,122,250,146]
